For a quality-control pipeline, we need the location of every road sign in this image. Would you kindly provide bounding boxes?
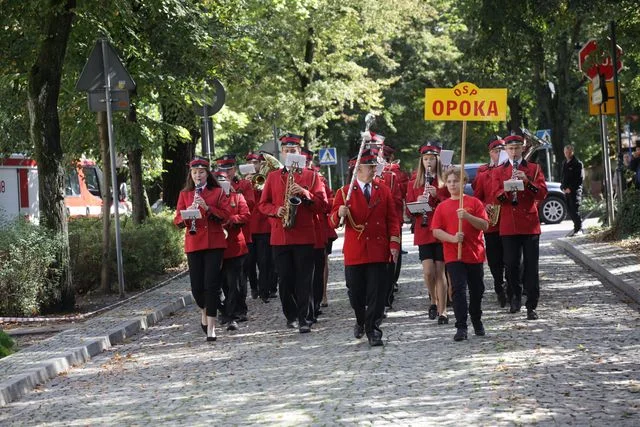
[76,40,136,92]
[193,78,226,117]
[578,39,623,81]
[535,129,551,142]
[588,80,620,116]
[319,147,337,165]
[424,82,507,121]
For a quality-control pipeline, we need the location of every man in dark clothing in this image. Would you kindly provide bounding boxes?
[561,144,583,236]
[625,141,640,190]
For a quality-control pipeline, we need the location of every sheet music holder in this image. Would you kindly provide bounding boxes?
[180,209,202,220]
[406,201,432,214]
[503,179,524,192]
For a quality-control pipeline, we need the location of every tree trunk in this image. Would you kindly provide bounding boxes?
[161,101,195,209]
[27,0,76,311]
[97,112,112,294]
[507,95,523,133]
[128,147,149,223]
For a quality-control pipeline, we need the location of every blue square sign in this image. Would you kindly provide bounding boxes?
[319,147,337,165]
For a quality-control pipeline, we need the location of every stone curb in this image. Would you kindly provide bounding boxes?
[0,293,193,407]
[554,238,640,305]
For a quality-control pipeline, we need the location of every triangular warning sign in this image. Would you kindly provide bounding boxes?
[76,39,136,92]
[320,149,336,164]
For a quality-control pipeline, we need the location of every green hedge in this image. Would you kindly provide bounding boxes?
[612,189,640,239]
[0,330,15,358]
[0,219,61,317]
[69,211,185,293]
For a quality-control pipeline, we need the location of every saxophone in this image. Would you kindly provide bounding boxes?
[282,161,302,229]
[421,165,434,227]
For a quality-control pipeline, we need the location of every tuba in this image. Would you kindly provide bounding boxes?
[252,153,283,191]
[282,160,302,229]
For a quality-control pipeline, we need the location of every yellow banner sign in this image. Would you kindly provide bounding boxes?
[424,82,507,121]
[588,81,620,116]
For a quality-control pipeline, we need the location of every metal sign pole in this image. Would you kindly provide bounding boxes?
[327,165,332,190]
[610,20,624,201]
[101,39,126,298]
[202,105,210,161]
[600,105,615,225]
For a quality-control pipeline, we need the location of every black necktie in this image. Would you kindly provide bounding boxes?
[363,183,371,203]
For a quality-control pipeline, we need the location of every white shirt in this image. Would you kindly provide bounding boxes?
[356,179,372,195]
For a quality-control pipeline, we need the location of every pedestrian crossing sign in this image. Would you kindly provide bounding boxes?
[535,129,551,142]
[319,147,337,165]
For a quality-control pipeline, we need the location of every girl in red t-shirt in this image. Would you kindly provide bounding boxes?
[431,167,488,342]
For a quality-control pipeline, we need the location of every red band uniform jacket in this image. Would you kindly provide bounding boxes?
[223,191,251,259]
[232,177,255,244]
[405,178,450,245]
[491,160,548,236]
[174,186,232,253]
[330,178,401,266]
[472,164,499,234]
[249,187,272,235]
[381,169,405,229]
[258,167,328,246]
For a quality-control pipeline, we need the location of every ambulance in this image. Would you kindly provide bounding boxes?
[0,155,105,223]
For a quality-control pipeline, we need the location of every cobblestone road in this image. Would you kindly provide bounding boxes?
[1,226,639,426]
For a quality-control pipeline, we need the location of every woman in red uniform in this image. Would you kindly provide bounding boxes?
[431,167,489,342]
[405,142,450,323]
[174,157,231,342]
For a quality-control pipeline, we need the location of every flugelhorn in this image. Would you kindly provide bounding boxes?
[252,153,283,191]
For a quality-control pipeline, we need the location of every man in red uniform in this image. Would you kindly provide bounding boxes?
[473,136,508,307]
[330,149,401,347]
[492,135,548,320]
[258,133,328,333]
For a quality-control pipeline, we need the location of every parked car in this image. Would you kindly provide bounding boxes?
[461,137,567,225]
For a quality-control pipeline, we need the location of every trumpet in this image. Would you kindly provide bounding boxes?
[252,153,283,191]
[511,160,519,206]
[282,159,302,229]
[421,165,434,227]
[189,181,205,235]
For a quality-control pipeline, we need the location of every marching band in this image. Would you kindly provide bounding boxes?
[174,127,546,345]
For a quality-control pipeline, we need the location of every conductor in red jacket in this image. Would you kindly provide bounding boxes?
[258,133,328,333]
[492,135,548,320]
[330,148,401,347]
[174,157,231,342]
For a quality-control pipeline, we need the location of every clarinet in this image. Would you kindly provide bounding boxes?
[511,160,519,206]
[189,180,205,235]
[421,165,434,227]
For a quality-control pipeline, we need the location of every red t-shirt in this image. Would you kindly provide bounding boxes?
[431,195,487,264]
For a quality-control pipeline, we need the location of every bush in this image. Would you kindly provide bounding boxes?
[0,330,15,358]
[69,212,185,293]
[0,219,62,317]
[612,189,640,239]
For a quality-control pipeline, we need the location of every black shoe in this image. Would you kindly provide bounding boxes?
[261,297,270,303]
[226,320,238,331]
[315,309,323,316]
[509,296,521,313]
[286,320,299,329]
[453,329,468,342]
[393,283,399,292]
[472,321,485,336]
[401,249,408,255]
[367,330,383,347]
[428,304,438,320]
[251,289,259,299]
[269,290,278,298]
[206,336,217,342]
[320,301,328,307]
[438,315,449,325]
[497,292,507,308]
[354,324,365,339]
[527,309,539,320]
[299,324,311,333]
[237,315,248,323]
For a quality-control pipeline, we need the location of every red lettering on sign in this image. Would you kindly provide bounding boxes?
[447,100,456,115]
[433,100,444,115]
[474,101,485,116]
[487,101,498,116]
[460,100,470,116]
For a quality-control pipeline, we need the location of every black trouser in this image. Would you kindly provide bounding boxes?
[345,263,387,335]
[566,190,582,232]
[273,244,314,326]
[310,247,326,319]
[253,233,277,299]
[221,255,247,320]
[244,242,258,292]
[447,262,484,330]
[187,249,224,317]
[502,234,540,310]
[485,232,506,295]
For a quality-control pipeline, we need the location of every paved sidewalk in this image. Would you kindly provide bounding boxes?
[0,274,194,406]
[554,235,640,306]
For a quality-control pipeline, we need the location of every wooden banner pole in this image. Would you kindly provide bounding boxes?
[457,120,467,260]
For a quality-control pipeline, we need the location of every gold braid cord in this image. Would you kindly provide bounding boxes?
[337,188,365,238]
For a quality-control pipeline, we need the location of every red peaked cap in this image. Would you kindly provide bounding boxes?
[246,152,260,161]
[349,148,379,167]
[189,157,210,169]
[503,135,524,145]
[488,136,505,150]
[215,154,237,169]
[279,133,303,146]
[301,147,314,161]
[419,141,442,155]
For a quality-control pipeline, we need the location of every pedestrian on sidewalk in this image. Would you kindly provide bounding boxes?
[405,141,450,324]
[174,157,231,342]
[561,144,583,236]
[330,148,400,347]
[624,140,640,190]
[432,167,489,341]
